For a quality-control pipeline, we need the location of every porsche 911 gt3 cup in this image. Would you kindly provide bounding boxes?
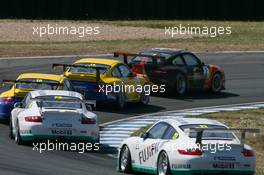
[118,118,259,175]
[10,90,98,144]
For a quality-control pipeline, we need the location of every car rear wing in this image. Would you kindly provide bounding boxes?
[185,128,261,145]
[0,79,63,89]
[52,63,108,82]
[113,52,165,65]
[32,98,96,110]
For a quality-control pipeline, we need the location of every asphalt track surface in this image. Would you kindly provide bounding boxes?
[0,52,263,175]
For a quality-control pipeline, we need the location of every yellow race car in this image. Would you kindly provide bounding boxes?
[52,58,150,109]
[0,73,74,119]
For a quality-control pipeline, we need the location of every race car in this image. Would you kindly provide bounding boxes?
[118,118,259,175]
[52,58,150,109]
[114,48,226,95]
[10,90,98,144]
[0,73,74,119]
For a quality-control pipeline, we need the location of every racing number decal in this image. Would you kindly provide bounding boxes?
[54,95,62,100]
[36,79,43,83]
[172,132,179,140]
[199,124,208,128]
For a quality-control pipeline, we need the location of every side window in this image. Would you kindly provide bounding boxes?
[172,56,185,66]
[162,126,179,140]
[112,67,122,78]
[63,79,74,91]
[148,122,169,139]
[183,54,200,67]
[25,100,33,108]
[118,65,131,78]
[22,94,31,108]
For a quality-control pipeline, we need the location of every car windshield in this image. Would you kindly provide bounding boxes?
[180,124,235,140]
[36,95,82,109]
[15,78,60,90]
[69,63,110,74]
[132,51,171,63]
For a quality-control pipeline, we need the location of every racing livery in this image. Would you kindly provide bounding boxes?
[0,73,74,119]
[118,118,258,175]
[52,58,150,109]
[10,90,98,144]
[115,48,225,95]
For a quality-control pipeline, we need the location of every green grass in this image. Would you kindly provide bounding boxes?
[0,20,264,57]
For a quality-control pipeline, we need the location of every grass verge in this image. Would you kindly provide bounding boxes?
[131,108,264,175]
[0,20,264,57]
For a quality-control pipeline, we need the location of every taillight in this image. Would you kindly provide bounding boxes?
[25,116,43,122]
[178,149,203,156]
[0,97,15,103]
[81,117,96,124]
[242,149,254,157]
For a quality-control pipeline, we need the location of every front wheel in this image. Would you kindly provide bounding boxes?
[115,92,125,109]
[140,89,150,105]
[9,119,14,139]
[157,151,171,175]
[211,73,223,93]
[119,145,132,173]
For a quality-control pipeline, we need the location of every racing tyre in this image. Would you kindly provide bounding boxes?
[211,73,222,93]
[175,73,187,95]
[9,119,14,139]
[157,151,171,175]
[15,121,24,145]
[140,89,150,105]
[116,92,125,109]
[119,145,132,173]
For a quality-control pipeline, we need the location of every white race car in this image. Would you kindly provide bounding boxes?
[118,118,259,175]
[10,90,99,144]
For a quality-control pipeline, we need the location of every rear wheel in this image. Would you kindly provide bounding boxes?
[175,73,187,95]
[15,121,24,145]
[120,145,132,173]
[9,118,14,139]
[157,151,171,175]
[211,73,222,93]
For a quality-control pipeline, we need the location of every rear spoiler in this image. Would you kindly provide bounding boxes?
[113,52,165,64]
[52,63,108,82]
[186,128,261,145]
[33,98,96,110]
[0,79,63,89]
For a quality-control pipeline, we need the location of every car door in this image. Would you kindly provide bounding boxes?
[134,122,170,168]
[117,64,140,100]
[182,53,206,89]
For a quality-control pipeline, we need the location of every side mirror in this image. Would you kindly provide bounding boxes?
[14,102,23,108]
[140,132,149,140]
[200,62,205,67]
[85,104,93,111]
